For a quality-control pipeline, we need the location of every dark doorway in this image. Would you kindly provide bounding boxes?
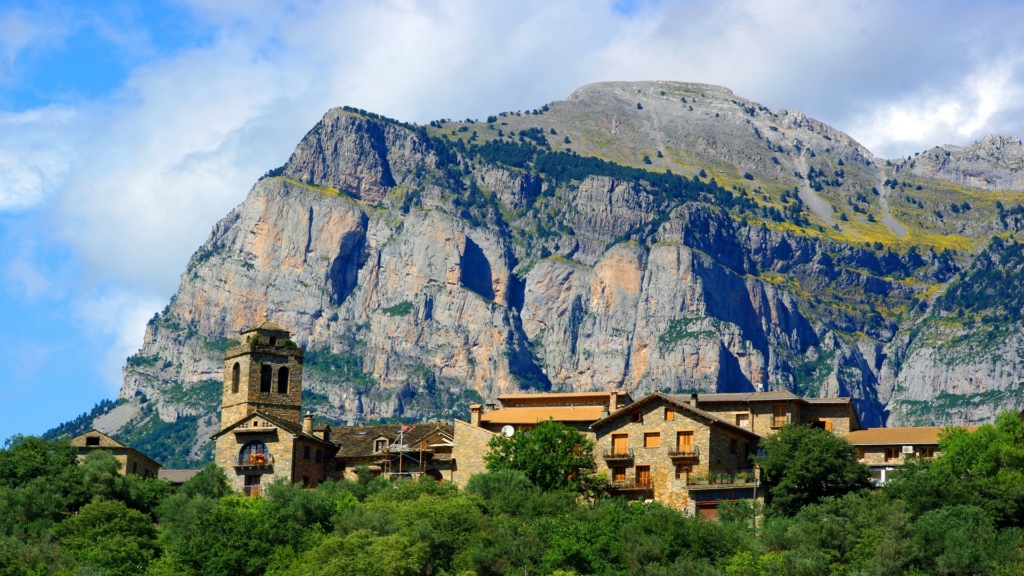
[260,365,272,393]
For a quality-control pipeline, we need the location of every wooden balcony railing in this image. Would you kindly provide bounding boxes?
[243,485,262,497]
[771,415,790,428]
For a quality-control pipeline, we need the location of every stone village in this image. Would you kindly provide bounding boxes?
[72,319,964,519]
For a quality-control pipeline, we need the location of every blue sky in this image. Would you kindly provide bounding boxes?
[2,0,1024,442]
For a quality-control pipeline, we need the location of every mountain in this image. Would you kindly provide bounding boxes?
[48,81,1024,467]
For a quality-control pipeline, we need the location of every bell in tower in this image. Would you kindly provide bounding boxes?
[220,312,304,429]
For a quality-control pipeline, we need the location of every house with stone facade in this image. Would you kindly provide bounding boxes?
[845,426,975,485]
[212,317,454,494]
[590,393,763,518]
[325,423,454,482]
[451,391,633,486]
[70,429,161,478]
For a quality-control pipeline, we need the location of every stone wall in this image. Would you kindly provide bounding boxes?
[221,339,304,429]
[801,404,856,435]
[214,428,295,494]
[452,419,496,488]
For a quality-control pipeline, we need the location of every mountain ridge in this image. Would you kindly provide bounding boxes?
[47,80,1024,466]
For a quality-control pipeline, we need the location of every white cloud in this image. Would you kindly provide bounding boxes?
[75,288,165,391]
[0,107,77,209]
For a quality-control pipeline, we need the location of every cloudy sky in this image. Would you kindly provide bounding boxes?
[1,0,1023,441]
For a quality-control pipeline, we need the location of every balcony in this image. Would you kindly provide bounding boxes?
[235,453,275,470]
[602,448,634,463]
[685,470,757,487]
[608,480,653,493]
[243,485,262,497]
[668,446,700,461]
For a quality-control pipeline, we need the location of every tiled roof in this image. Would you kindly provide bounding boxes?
[480,406,607,424]
[804,397,853,404]
[331,423,454,458]
[845,426,976,446]
[241,319,290,334]
[158,469,201,484]
[591,393,760,439]
[498,391,630,401]
[669,391,850,404]
[212,411,333,445]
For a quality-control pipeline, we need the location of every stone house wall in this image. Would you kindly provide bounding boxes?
[801,404,856,436]
[452,419,496,488]
[593,400,714,511]
[215,429,295,493]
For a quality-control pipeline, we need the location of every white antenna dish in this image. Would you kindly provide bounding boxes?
[501,425,515,437]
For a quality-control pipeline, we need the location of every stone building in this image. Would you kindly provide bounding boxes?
[451,391,633,487]
[70,429,161,478]
[212,317,454,494]
[326,423,454,482]
[591,393,762,518]
[845,426,974,484]
[211,317,336,494]
[453,389,861,518]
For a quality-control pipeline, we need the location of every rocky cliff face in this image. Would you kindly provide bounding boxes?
[90,81,1024,464]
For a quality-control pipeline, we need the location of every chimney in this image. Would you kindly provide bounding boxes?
[302,412,313,434]
[690,393,698,408]
[470,404,482,426]
[609,392,619,412]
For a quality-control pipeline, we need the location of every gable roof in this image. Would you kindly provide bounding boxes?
[591,393,760,439]
[210,411,334,446]
[70,429,162,469]
[158,469,202,484]
[845,426,977,446]
[241,319,290,334]
[480,406,607,424]
[331,423,455,458]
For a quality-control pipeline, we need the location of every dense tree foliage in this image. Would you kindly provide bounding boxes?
[2,419,1023,575]
[756,425,872,516]
[483,420,602,494]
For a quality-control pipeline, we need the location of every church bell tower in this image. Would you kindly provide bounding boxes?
[220,313,304,430]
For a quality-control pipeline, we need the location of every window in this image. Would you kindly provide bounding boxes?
[665,408,675,421]
[612,467,626,482]
[885,447,900,462]
[735,413,750,428]
[304,446,311,460]
[612,434,628,455]
[729,438,738,454]
[636,466,651,486]
[231,362,240,393]
[857,448,866,460]
[315,449,322,463]
[631,412,643,424]
[269,337,278,346]
[675,464,691,479]
[644,432,660,448]
[772,405,787,427]
[132,462,137,474]
[85,436,100,446]
[677,431,693,452]
[260,365,272,393]
[240,441,268,465]
[244,475,261,497]
[277,366,289,394]
[375,439,388,452]
[920,446,936,458]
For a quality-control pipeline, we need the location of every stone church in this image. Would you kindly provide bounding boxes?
[212,316,454,495]
[211,317,335,494]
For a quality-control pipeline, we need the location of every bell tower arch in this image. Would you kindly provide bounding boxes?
[220,313,304,429]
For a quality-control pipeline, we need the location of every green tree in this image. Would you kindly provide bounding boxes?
[53,499,159,576]
[886,412,1024,528]
[484,420,601,493]
[757,425,870,516]
[0,436,88,537]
